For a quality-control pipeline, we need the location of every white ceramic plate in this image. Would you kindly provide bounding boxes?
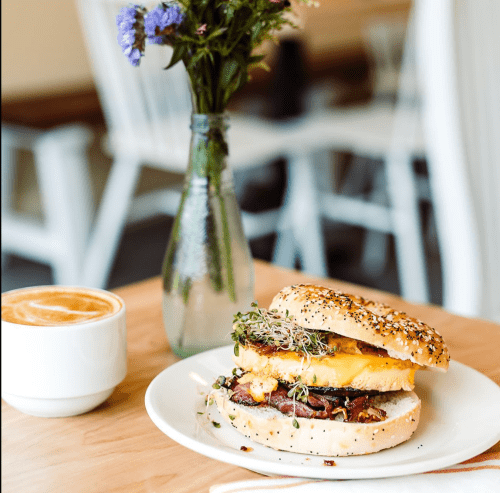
[145,345,500,479]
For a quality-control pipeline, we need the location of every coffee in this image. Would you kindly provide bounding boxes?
[1,286,122,326]
[2,285,127,417]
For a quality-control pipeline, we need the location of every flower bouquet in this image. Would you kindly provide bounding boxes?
[116,0,315,110]
[116,0,315,357]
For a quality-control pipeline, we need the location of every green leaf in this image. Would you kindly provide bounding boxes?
[206,27,228,42]
[236,63,249,91]
[187,50,207,70]
[248,54,266,64]
[165,44,187,70]
[251,22,263,43]
[293,418,300,429]
[224,5,235,21]
[192,140,209,177]
[221,59,239,89]
[181,277,192,304]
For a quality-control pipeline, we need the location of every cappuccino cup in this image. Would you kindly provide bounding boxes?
[1,286,127,417]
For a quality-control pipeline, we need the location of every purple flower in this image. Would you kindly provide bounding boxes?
[144,3,184,45]
[116,5,146,66]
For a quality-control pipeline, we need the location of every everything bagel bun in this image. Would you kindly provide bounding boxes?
[214,387,421,456]
[270,284,450,370]
[212,284,449,456]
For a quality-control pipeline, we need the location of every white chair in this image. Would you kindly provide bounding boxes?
[76,0,327,289]
[277,6,431,304]
[1,124,94,285]
[415,0,500,322]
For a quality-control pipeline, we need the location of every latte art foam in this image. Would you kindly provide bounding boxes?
[1,287,122,326]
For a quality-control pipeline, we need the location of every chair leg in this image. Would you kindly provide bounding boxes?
[385,150,429,303]
[272,228,297,270]
[34,125,94,285]
[81,155,142,288]
[274,152,328,277]
[360,164,390,276]
[361,229,390,277]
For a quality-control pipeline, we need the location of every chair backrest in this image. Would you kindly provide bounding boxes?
[76,0,192,159]
[415,0,500,322]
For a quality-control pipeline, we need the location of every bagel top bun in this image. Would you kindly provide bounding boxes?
[269,284,450,370]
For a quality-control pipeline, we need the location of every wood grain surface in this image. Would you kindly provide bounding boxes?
[2,260,499,492]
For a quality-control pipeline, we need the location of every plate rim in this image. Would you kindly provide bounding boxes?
[145,345,500,479]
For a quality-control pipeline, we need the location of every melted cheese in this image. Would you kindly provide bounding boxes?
[234,345,420,391]
[237,372,278,402]
[327,335,363,354]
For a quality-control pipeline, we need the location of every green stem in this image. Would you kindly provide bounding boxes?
[166,110,236,304]
[218,191,236,303]
[206,187,224,293]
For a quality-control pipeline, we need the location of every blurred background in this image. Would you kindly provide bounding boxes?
[2,0,499,321]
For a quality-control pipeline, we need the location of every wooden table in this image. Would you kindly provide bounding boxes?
[2,260,499,492]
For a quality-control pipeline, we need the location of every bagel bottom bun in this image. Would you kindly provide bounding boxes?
[213,388,421,456]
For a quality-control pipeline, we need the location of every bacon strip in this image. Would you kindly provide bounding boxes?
[229,380,260,406]
[227,379,386,423]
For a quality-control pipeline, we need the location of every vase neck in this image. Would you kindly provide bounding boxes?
[186,113,232,189]
[190,113,228,133]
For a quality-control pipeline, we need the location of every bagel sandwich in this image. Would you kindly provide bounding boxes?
[212,284,449,456]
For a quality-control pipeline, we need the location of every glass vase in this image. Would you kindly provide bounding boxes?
[161,113,254,358]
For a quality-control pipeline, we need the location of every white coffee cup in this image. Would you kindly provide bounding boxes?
[1,285,127,417]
